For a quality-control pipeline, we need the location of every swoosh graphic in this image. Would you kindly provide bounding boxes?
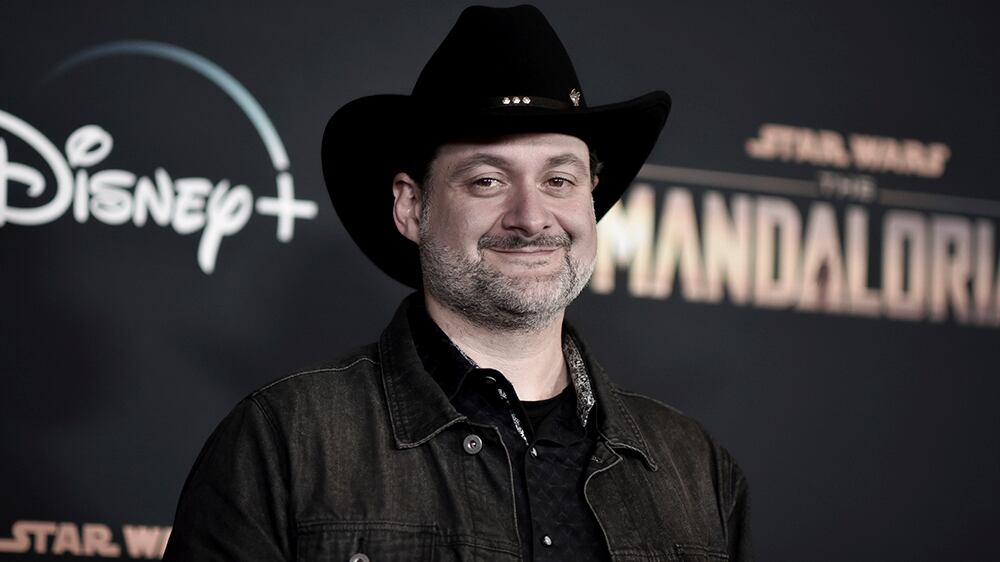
[49,40,289,172]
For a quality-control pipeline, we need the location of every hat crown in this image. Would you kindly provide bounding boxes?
[412,5,585,108]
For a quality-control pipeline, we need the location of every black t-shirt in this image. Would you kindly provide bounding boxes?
[522,386,574,433]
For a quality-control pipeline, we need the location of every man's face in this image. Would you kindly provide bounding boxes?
[413,133,598,331]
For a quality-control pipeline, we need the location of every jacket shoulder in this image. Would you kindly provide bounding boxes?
[610,385,744,477]
[610,385,710,444]
[246,343,382,419]
[253,343,379,392]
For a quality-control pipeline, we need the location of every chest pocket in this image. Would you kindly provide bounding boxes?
[296,521,435,562]
[674,543,730,561]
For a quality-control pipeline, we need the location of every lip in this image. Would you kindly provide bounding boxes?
[488,247,562,255]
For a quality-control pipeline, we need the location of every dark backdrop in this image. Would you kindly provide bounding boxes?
[2,2,997,560]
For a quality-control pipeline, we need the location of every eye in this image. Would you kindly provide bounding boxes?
[468,176,504,194]
[545,176,575,191]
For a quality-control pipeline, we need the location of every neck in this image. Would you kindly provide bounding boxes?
[424,292,568,401]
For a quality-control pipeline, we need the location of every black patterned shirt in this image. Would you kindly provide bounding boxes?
[409,299,611,562]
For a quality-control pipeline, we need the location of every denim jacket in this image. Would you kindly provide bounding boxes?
[163,299,751,561]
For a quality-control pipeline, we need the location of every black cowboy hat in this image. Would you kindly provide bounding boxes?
[322,4,671,288]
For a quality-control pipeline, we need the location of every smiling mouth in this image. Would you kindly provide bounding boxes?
[489,247,562,254]
[485,247,565,270]
[479,233,572,254]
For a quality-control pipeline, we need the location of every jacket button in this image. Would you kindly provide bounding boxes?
[541,535,553,546]
[349,554,370,562]
[463,434,483,455]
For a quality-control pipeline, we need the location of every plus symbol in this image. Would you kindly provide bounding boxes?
[255,172,318,242]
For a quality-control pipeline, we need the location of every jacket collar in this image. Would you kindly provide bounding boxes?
[563,322,659,471]
[378,297,468,449]
[378,295,658,470]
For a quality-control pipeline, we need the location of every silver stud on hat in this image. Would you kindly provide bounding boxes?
[500,96,532,106]
[569,88,581,107]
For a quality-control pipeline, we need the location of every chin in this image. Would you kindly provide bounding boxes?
[496,275,574,308]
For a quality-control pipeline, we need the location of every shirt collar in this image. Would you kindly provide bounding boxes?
[407,294,595,428]
[408,295,477,401]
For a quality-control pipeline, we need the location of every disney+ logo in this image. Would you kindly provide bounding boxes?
[0,41,318,273]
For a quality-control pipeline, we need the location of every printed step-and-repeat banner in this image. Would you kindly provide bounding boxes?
[2,2,996,560]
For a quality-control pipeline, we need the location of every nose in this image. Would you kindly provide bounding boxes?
[500,183,552,236]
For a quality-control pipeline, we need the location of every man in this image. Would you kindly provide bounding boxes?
[164,5,750,561]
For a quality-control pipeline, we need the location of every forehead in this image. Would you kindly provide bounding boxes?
[431,133,590,169]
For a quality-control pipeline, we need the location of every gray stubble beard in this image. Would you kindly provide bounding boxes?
[418,221,595,333]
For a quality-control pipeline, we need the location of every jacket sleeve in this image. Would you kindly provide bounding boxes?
[162,397,292,561]
[718,445,753,562]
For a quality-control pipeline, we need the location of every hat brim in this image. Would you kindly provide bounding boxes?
[322,91,671,288]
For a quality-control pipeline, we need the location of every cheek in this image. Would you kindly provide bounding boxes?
[575,222,598,259]
[427,202,497,248]
[562,198,598,242]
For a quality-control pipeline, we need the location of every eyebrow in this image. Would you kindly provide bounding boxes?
[545,153,588,175]
[447,154,511,182]
[447,152,589,182]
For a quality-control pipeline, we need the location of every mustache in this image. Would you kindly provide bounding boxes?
[478,233,572,250]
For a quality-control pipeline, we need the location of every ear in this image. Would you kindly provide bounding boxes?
[590,174,599,192]
[392,172,423,244]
